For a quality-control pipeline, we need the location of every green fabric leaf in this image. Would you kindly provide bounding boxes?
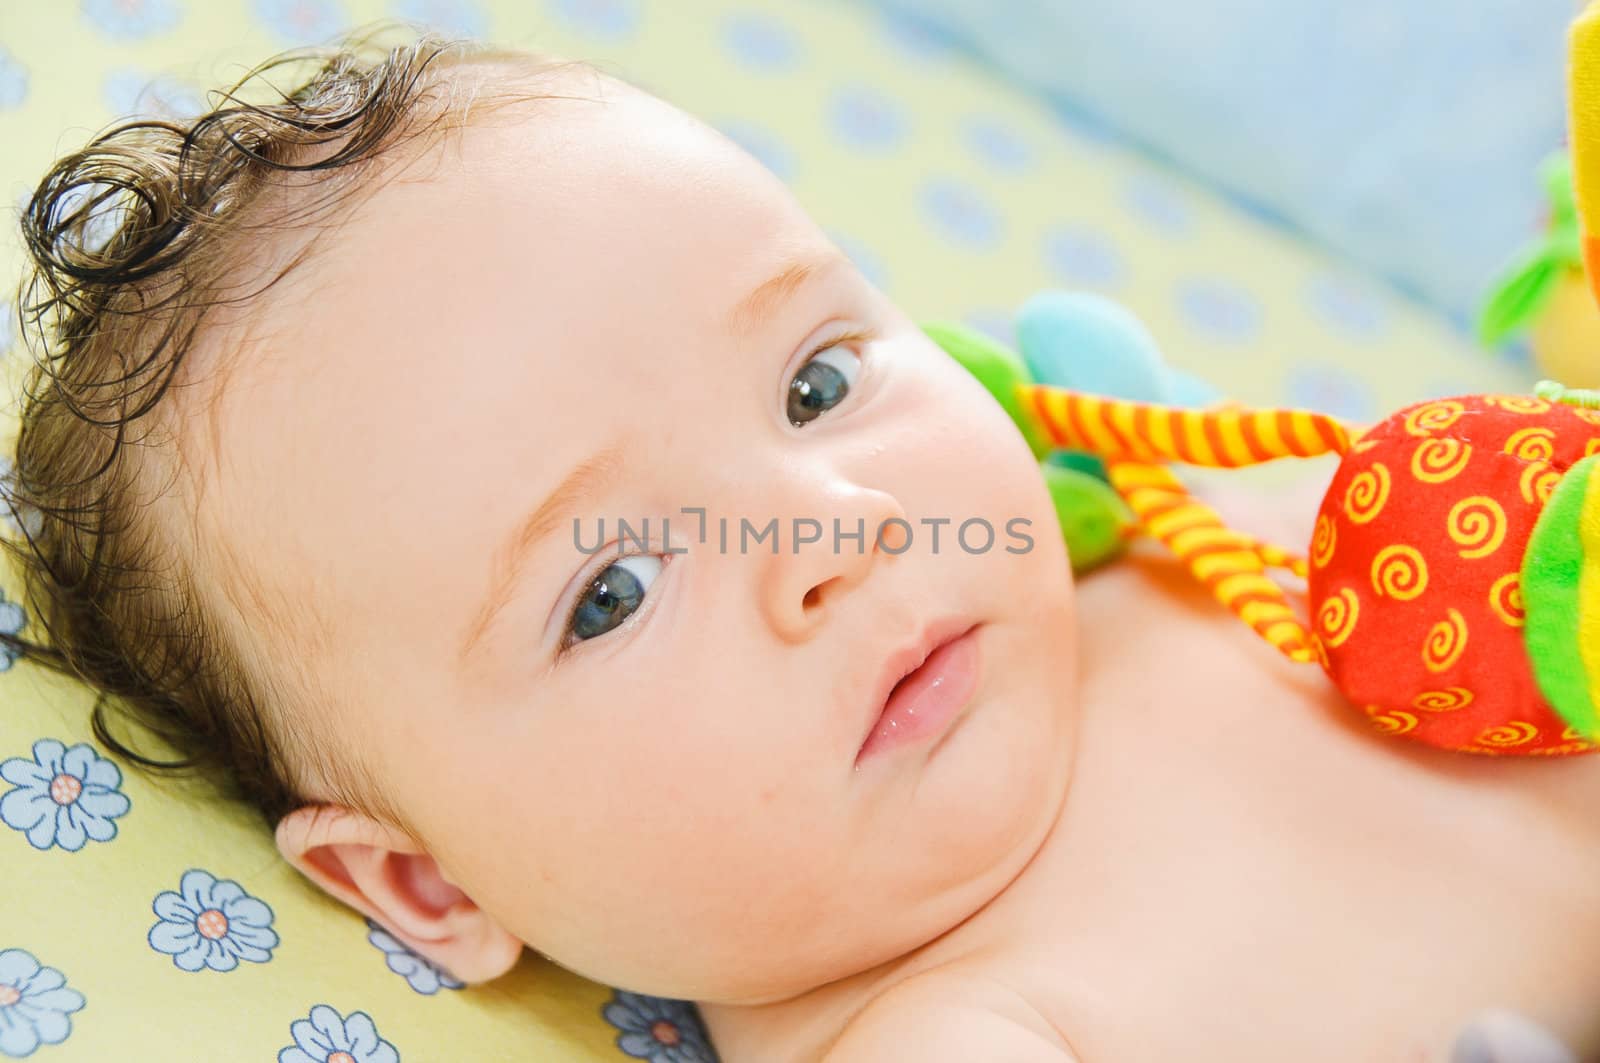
[1478,246,1564,346]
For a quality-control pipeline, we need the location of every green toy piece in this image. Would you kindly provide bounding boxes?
[1045,448,1108,482]
[1041,462,1134,574]
[1522,451,1600,740]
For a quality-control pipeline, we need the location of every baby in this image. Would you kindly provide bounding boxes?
[7,30,1600,1063]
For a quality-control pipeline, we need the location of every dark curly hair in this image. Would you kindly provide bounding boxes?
[0,24,589,835]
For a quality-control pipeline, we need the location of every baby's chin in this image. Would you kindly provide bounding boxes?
[853,611,1083,976]
[692,666,1080,1012]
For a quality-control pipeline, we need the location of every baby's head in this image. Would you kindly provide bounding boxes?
[5,29,1078,1004]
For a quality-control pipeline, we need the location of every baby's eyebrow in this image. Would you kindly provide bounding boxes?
[726,248,850,340]
[457,445,625,672]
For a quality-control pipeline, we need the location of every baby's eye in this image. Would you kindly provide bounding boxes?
[787,342,861,426]
[563,554,664,647]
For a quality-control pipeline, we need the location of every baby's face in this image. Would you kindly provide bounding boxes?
[207,70,1077,1002]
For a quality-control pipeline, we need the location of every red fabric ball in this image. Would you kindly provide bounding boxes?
[1307,394,1600,755]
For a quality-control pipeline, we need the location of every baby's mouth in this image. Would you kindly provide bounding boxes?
[855,619,982,766]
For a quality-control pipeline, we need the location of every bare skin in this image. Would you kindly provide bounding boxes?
[705,548,1600,1062]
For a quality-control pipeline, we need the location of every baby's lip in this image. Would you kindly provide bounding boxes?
[856,614,981,760]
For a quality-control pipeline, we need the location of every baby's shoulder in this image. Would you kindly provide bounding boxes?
[821,964,1079,1062]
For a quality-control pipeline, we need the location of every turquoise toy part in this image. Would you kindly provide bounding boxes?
[1167,368,1222,409]
[1016,290,1171,403]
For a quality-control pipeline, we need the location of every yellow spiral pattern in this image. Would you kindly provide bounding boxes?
[1316,587,1360,648]
[1446,496,1507,560]
[1488,572,1525,628]
[1412,687,1474,712]
[1402,400,1466,437]
[1518,461,1561,506]
[1503,426,1557,463]
[1371,544,1429,600]
[1586,436,1600,458]
[1409,437,1471,484]
[1311,514,1336,569]
[1350,436,1380,455]
[1484,395,1552,416]
[1476,721,1540,747]
[1575,407,1600,427]
[1343,462,1391,524]
[1423,608,1468,673]
[1365,705,1418,736]
[1311,633,1332,668]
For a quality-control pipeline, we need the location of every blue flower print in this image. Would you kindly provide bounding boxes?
[827,84,908,153]
[963,309,1016,350]
[603,991,717,1063]
[1,740,129,852]
[1305,271,1388,341]
[81,0,183,41]
[1043,224,1126,289]
[721,12,800,72]
[278,1005,399,1063]
[0,455,43,544]
[0,48,27,111]
[1287,363,1378,423]
[102,69,204,120]
[1176,276,1262,344]
[391,0,488,38]
[148,869,278,972]
[363,919,462,995]
[1122,173,1191,236]
[255,0,348,44]
[919,176,1002,251]
[0,949,85,1059]
[962,115,1034,175]
[548,0,640,41]
[0,590,26,671]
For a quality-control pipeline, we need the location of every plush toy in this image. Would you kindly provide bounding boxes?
[927,297,1600,757]
[918,5,1600,757]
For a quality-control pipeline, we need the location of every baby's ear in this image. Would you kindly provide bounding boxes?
[274,804,524,983]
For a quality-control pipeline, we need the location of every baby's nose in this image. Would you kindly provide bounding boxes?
[756,478,908,643]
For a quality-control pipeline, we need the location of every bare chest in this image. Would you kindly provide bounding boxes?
[971,562,1600,1061]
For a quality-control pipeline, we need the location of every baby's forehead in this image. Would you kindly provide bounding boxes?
[191,65,816,396]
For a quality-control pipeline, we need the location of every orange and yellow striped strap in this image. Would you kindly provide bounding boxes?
[1017,384,1354,467]
[1013,384,1361,664]
[1107,460,1317,663]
